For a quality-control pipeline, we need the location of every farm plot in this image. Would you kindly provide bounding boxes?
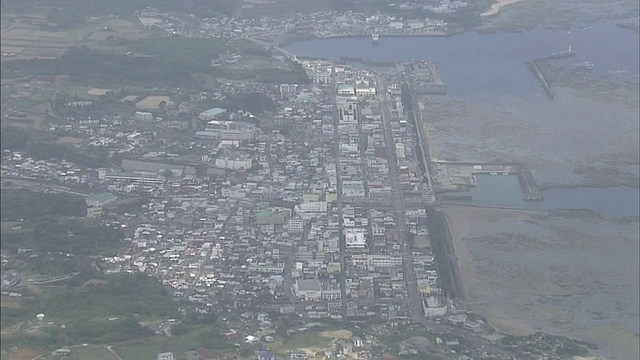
[1,22,77,59]
[136,96,172,110]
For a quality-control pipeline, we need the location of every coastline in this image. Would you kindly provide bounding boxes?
[480,0,526,17]
[274,31,451,47]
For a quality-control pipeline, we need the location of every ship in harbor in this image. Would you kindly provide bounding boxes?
[372,29,379,44]
[550,45,575,59]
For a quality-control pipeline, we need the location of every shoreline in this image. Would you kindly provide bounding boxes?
[480,0,526,17]
[274,31,451,47]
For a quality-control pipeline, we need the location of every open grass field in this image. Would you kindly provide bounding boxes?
[135,96,172,110]
[112,341,162,360]
[113,326,234,360]
[0,299,22,309]
[273,330,333,355]
[57,85,100,100]
[70,345,122,360]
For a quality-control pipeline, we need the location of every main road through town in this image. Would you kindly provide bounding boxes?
[331,69,349,321]
[376,75,424,322]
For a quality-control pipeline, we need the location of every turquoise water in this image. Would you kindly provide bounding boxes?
[445,175,639,217]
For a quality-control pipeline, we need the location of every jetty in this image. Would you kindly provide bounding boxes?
[527,60,553,99]
[517,168,543,201]
[549,45,576,59]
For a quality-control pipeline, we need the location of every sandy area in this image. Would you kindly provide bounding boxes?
[121,95,138,102]
[9,349,41,360]
[87,88,110,96]
[135,95,172,110]
[320,329,352,341]
[481,0,526,17]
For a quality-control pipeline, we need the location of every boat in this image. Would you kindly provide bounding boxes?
[372,29,379,44]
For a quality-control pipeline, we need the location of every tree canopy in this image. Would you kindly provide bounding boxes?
[1,189,87,221]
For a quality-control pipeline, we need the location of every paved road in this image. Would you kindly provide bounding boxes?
[283,224,312,322]
[183,201,239,299]
[377,75,423,321]
[331,72,349,321]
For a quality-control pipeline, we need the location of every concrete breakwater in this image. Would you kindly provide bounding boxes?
[517,168,543,201]
[338,56,395,66]
[527,60,554,99]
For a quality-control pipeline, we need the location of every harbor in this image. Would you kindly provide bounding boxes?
[431,162,543,202]
[400,61,447,94]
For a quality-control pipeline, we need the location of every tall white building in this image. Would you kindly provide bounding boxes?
[395,142,405,159]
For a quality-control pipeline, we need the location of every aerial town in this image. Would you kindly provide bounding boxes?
[0,2,607,360]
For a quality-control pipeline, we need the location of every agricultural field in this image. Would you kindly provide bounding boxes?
[1,14,150,60]
[135,96,172,110]
[67,345,122,360]
[7,348,41,360]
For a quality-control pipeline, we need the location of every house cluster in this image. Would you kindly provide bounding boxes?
[1,151,91,186]
[135,8,451,41]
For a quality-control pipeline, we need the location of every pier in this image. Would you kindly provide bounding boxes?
[527,60,554,99]
[517,168,543,201]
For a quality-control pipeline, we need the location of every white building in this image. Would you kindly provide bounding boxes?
[289,218,304,233]
[313,68,332,84]
[214,158,252,170]
[157,352,174,360]
[355,83,376,98]
[423,296,448,317]
[351,254,402,270]
[294,201,328,220]
[104,171,164,184]
[337,84,355,97]
[395,142,405,159]
[198,107,227,121]
[345,228,367,249]
[135,111,153,121]
[196,120,257,141]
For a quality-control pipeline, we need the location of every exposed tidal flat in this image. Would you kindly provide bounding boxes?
[442,204,639,360]
[284,20,639,360]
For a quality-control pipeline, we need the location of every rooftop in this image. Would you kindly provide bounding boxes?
[201,107,227,117]
[296,278,322,292]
